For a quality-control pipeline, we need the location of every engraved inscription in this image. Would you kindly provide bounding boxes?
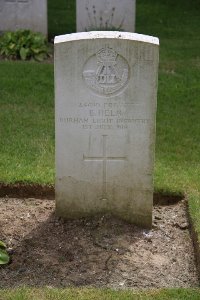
[5,0,29,3]
[83,46,129,96]
[83,135,127,199]
[59,100,150,131]
[1,0,29,12]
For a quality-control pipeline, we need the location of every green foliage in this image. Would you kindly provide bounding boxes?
[0,30,49,61]
[0,240,10,265]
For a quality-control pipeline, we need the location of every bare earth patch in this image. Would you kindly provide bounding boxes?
[0,197,199,289]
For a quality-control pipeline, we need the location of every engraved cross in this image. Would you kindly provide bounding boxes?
[83,135,127,200]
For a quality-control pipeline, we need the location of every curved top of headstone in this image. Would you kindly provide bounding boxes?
[54,31,159,46]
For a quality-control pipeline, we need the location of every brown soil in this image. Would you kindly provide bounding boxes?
[0,183,55,199]
[0,197,199,289]
[0,182,182,204]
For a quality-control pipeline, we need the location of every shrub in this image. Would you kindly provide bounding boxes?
[0,30,49,61]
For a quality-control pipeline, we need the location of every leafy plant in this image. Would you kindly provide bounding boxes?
[0,30,49,61]
[0,240,10,265]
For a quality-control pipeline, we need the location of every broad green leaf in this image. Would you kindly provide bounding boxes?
[20,47,27,60]
[34,53,45,62]
[31,48,41,54]
[0,30,49,61]
[0,241,6,249]
[0,250,10,265]
[9,43,15,50]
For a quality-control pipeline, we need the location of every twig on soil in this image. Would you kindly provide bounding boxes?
[104,254,113,271]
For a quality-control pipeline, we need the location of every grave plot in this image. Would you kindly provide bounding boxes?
[0,197,199,288]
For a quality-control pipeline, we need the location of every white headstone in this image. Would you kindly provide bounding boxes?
[0,0,47,36]
[76,0,136,32]
[55,32,159,228]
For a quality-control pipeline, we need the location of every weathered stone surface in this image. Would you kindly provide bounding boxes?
[76,0,136,32]
[54,31,159,228]
[0,0,47,36]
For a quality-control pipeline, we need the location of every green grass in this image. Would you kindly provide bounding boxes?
[135,0,200,233]
[48,0,76,39]
[0,0,200,297]
[1,288,200,300]
[0,61,54,183]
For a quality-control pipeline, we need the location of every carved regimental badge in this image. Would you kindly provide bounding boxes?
[83,46,129,96]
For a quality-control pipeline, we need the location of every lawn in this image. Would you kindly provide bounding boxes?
[1,288,200,300]
[0,0,200,298]
[48,0,75,39]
